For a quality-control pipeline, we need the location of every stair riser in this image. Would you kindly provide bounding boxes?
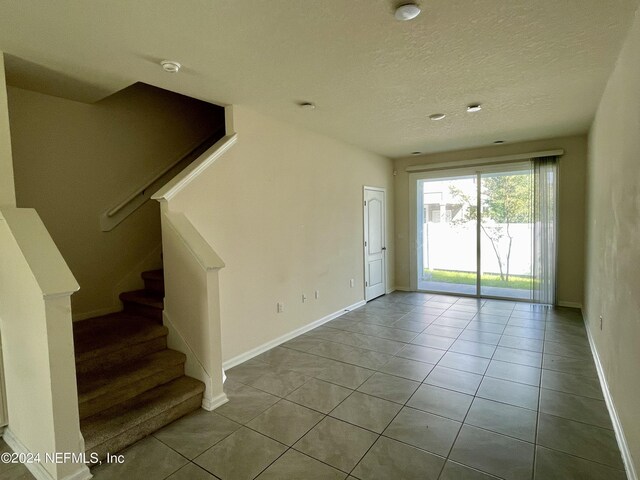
[143,278,164,295]
[76,337,167,375]
[79,363,184,420]
[122,302,163,322]
[87,394,203,461]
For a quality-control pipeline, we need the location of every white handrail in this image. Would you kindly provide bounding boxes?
[152,133,238,202]
[106,129,223,218]
[164,211,225,270]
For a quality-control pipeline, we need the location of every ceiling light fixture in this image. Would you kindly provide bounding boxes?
[429,113,446,121]
[411,151,422,155]
[467,104,482,113]
[160,60,181,73]
[298,101,316,110]
[493,140,505,144]
[394,3,421,21]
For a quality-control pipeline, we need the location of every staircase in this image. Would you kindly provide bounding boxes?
[73,269,204,460]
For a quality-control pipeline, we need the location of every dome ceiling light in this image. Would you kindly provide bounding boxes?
[160,60,182,73]
[395,3,421,21]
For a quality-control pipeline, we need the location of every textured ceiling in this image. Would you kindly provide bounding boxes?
[0,0,638,157]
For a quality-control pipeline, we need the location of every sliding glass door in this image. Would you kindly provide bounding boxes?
[479,167,533,300]
[418,174,478,295]
[414,159,557,303]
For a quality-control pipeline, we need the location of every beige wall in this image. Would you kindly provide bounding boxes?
[586,5,640,473]
[170,106,394,362]
[8,83,221,317]
[393,135,587,306]
[0,53,16,207]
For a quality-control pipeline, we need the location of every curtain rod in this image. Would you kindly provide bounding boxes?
[405,149,564,173]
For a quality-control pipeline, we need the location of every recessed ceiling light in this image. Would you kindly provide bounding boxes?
[429,113,446,121]
[493,140,505,144]
[395,3,421,21]
[411,151,422,155]
[160,60,181,73]
[467,104,482,113]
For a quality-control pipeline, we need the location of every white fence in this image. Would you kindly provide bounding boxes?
[422,222,532,276]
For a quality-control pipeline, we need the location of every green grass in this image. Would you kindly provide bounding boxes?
[423,269,535,290]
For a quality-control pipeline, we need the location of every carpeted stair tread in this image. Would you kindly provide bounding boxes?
[87,395,202,461]
[74,314,168,363]
[82,376,204,452]
[77,350,186,418]
[141,269,164,281]
[141,269,164,295]
[74,266,205,458]
[120,290,164,309]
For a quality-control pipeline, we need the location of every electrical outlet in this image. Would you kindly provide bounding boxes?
[302,294,307,303]
[315,290,320,299]
[277,302,284,313]
[350,279,355,288]
[600,315,603,330]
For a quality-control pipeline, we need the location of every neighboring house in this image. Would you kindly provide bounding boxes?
[0,2,639,480]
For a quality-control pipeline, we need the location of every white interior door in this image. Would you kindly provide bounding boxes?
[364,187,386,301]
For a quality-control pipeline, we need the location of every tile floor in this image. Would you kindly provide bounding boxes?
[1,292,628,480]
[0,439,33,480]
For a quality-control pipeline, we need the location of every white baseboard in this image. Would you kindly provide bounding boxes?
[585,323,637,480]
[394,286,412,292]
[557,301,583,310]
[2,429,92,480]
[393,288,583,309]
[222,299,366,370]
[202,392,229,411]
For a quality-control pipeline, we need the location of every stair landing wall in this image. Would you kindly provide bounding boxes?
[7,83,225,319]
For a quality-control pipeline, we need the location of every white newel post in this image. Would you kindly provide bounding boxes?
[0,207,91,480]
[157,204,228,411]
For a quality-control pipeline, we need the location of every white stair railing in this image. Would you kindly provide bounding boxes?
[152,131,238,410]
[100,127,225,232]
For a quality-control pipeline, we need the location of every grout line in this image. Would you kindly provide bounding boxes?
[247,446,290,479]
[536,410,616,431]
[90,293,603,480]
[149,435,224,480]
[289,446,357,475]
[534,444,629,472]
[429,298,506,479]
[219,294,615,479]
[530,313,547,479]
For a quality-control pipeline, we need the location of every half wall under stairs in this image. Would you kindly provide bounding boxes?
[73,269,204,460]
